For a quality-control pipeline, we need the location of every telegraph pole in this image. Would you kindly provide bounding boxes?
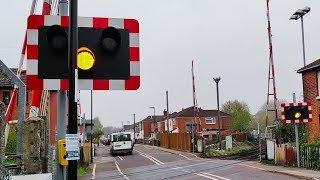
[68,0,78,178]
[133,114,136,141]
[166,90,170,149]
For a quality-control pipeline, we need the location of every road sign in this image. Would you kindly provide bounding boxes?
[26,15,140,90]
[280,102,312,124]
[65,134,80,160]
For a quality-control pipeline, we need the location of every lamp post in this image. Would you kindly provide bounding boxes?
[290,6,310,66]
[213,77,222,150]
[149,106,156,146]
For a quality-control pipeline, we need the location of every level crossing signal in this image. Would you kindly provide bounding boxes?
[281,102,312,124]
[26,15,140,90]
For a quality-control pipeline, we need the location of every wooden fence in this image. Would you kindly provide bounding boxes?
[157,133,191,152]
[301,146,320,170]
[275,145,296,166]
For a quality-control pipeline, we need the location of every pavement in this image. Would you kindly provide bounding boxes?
[78,144,320,180]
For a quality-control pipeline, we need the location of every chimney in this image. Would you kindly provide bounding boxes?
[163,110,167,116]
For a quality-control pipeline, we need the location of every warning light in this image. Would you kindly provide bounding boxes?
[77,47,95,70]
[294,112,302,119]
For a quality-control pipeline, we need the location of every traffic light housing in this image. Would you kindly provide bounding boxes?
[283,105,309,120]
[38,25,130,80]
[26,15,140,90]
[58,139,68,166]
[281,102,312,124]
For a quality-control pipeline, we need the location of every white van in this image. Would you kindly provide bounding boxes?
[110,132,134,156]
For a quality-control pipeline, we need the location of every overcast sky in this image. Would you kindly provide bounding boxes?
[1,0,319,127]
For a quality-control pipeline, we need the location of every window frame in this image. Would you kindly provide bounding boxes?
[205,117,216,125]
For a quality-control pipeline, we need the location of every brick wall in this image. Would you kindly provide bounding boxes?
[143,121,151,139]
[175,116,233,133]
[302,71,320,142]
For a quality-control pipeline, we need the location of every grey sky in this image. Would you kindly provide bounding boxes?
[1,0,319,127]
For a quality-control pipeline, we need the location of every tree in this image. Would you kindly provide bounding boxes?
[221,100,250,115]
[253,99,287,132]
[103,126,122,136]
[221,100,252,132]
[232,111,252,132]
[90,117,104,141]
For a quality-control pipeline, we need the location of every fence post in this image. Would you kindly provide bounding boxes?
[0,102,5,179]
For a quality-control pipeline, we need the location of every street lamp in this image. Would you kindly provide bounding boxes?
[290,6,310,66]
[149,106,156,146]
[213,77,222,150]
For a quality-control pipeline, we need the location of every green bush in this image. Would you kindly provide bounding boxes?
[205,142,253,157]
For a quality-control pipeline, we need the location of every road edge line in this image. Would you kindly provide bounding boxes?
[91,163,96,179]
[179,154,192,160]
[115,162,130,180]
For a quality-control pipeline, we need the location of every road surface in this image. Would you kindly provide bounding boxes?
[79,144,301,180]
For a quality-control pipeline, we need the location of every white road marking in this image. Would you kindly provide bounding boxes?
[143,153,164,164]
[179,154,192,160]
[134,149,143,154]
[118,156,123,160]
[91,163,96,179]
[189,153,200,158]
[140,154,161,165]
[238,164,265,171]
[202,172,231,180]
[140,153,165,165]
[313,178,320,180]
[194,173,219,180]
[115,162,130,180]
[171,166,183,170]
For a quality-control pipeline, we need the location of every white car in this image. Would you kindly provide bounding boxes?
[110,132,134,156]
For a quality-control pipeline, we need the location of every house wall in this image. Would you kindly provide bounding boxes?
[143,121,152,139]
[174,116,233,133]
[302,71,320,142]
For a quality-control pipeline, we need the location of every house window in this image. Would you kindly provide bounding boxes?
[173,119,175,125]
[205,117,216,124]
[3,91,10,105]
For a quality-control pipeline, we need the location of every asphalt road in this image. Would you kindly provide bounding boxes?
[80,144,302,180]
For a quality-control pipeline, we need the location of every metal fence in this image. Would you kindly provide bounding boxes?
[301,146,320,170]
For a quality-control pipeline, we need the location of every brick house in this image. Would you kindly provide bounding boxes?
[297,59,320,142]
[136,115,166,140]
[0,69,32,120]
[160,106,233,137]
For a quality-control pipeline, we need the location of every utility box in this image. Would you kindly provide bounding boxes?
[22,117,45,174]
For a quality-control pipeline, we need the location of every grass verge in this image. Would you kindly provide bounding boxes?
[78,166,88,176]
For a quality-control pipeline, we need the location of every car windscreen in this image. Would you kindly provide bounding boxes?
[113,134,131,142]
